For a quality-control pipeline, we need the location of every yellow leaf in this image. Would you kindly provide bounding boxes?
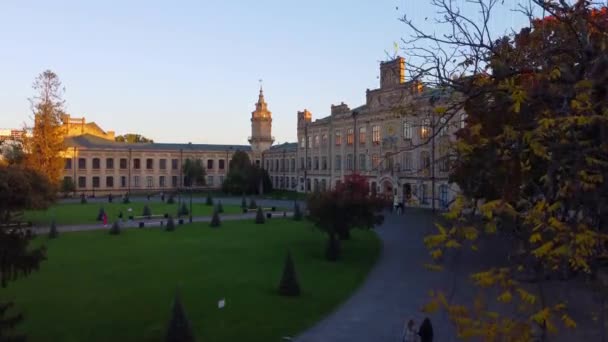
[529,233,542,243]
[533,241,554,258]
[517,288,537,305]
[497,291,513,303]
[562,314,577,328]
[431,249,443,259]
[550,67,561,80]
[531,308,550,324]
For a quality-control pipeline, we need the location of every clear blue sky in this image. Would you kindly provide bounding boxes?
[0,0,531,144]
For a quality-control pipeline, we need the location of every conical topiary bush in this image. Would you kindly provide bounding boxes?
[293,202,302,221]
[97,207,105,221]
[255,206,265,224]
[122,195,130,204]
[210,210,221,228]
[278,251,301,297]
[166,216,176,231]
[216,201,224,214]
[179,202,189,216]
[143,204,152,217]
[49,220,58,239]
[165,292,195,342]
[109,221,121,235]
[249,198,257,210]
[206,193,213,206]
[167,194,175,204]
[241,196,247,210]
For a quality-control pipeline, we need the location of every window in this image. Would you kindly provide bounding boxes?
[372,154,381,169]
[63,176,72,187]
[306,157,311,170]
[335,130,342,146]
[106,176,114,188]
[172,176,178,187]
[159,176,165,187]
[159,159,167,170]
[92,158,100,169]
[120,158,128,169]
[133,158,141,169]
[322,156,327,170]
[219,175,224,185]
[307,136,312,149]
[106,158,114,169]
[121,176,127,188]
[78,176,86,188]
[279,177,284,188]
[322,134,328,147]
[321,179,327,192]
[207,159,214,170]
[359,127,366,145]
[372,125,381,144]
[359,154,366,170]
[299,136,305,148]
[439,144,450,171]
[290,158,295,171]
[266,160,270,170]
[78,158,86,169]
[404,152,413,170]
[460,113,467,129]
[313,179,319,192]
[439,117,448,136]
[133,176,140,187]
[420,119,431,139]
[403,121,412,140]
[347,128,354,145]
[92,176,100,188]
[64,158,72,169]
[314,157,319,170]
[270,160,274,171]
[275,159,279,171]
[300,157,305,169]
[291,177,296,189]
[281,159,285,171]
[171,159,179,170]
[335,155,342,170]
[421,184,429,204]
[346,154,353,170]
[314,135,320,147]
[306,178,311,191]
[219,159,225,170]
[146,158,153,170]
[439,184,449,208]
[146,176,153,188]
[421,151,431,171]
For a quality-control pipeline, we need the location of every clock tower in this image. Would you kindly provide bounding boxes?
[249,86,274,153]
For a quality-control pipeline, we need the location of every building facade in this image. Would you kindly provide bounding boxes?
[60,57,460,208]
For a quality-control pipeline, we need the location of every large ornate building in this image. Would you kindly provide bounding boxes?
[61,57,460,208]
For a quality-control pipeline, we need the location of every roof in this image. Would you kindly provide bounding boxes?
[64,134,252,152]
[267,142,297,152]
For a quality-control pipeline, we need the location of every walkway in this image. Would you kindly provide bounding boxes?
[294,208,454,342]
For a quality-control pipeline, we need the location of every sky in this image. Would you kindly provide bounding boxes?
[0,0,533,145]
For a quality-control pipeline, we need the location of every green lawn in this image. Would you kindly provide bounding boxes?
[24,201,244,226]
[4,219,380,341]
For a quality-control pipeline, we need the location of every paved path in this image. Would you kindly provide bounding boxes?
[294,208,454,342]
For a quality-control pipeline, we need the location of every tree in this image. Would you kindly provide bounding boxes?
[222,151,272,195]
[210,210,221,228]
[179,203,189,216]
[49,219,58,239]
[400,1,608,339]
[278,251,301,297]
[205,193,213,206]
[142,205,151,217]
[307,174,384,260]
[60,177,75,197]
[114,134,154,143]
[165,292,195,342]
[216,201,224,214]
[241,196,247,210]
[182,159,206,187]
[166,216,176,232]
[109,221,120,235]
[248,198,257,210]
[255,207,265,224]
[23,70,66,185]
[0,142,25,166]
[0,165,54,340]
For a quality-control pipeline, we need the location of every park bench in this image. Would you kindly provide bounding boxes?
[130,214,167,220]
[242,207,277,213]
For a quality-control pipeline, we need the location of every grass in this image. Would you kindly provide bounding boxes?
[4,219,381,342]
[24,201,243,226]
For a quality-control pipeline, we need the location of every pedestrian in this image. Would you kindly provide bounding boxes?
[402,319,419,342]
[102,211,108,228]
[418,317,434,342]
[393,194,399,214]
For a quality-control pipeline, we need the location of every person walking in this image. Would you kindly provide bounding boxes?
[393,194,399,214]
[102,211,108,228]
[402,319,419,342]
[418,317,434,342]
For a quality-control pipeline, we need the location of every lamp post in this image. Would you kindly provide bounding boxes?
[189,184,193,223]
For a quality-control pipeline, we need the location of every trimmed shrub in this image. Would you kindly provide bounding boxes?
[278,251,301,297]
[109,221,121,235]
[108,194,113,203]
[248,198,257,210]
[241,196,247,210]
[325,233,340,261]
[49,220,58,239]
[166,217,176,231]
[293,202,302,221]
[122,195,130,204]
[179,202,189,216]
[205,193,213,206]
[216,201,224,213]
[97,207,105,221]
[255,207,265,224]
[118,211,123,220]
[167,194,175,204]
[165,292,195,342]
[210,210,221,228]
[178,218,184,225]
[143,205,152,217]
[266,212,272,219]
[271,206,276,212]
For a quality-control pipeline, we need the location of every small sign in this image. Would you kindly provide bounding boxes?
[218,299,225,309]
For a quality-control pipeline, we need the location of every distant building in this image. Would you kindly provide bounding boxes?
[0,128,26,142]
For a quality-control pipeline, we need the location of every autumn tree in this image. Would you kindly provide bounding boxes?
[400,0,608,340]
[24,70,66,185]
[114,133,154,143]
[307,173,384,260]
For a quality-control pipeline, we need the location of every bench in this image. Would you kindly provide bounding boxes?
[242,207,277,213]
[130,214,167,220]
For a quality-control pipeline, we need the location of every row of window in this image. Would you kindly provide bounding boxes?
[65,157,226,171]
[299,115,465,149]
[65,175,224,189]
[294,151,450,172]
[266,158,297,172]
